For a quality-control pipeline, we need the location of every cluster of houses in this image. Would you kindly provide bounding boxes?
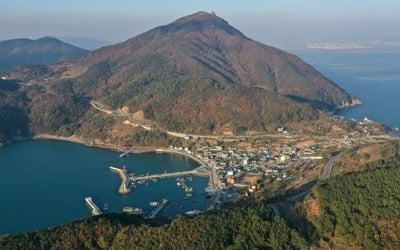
[192,144,306,188]
[167,141,323,195]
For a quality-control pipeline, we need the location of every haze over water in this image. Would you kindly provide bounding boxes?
[298,50,400,128]
[0,140,208,234]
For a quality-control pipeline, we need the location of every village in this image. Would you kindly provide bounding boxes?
[166,117,391,197]
[168,133,323,195]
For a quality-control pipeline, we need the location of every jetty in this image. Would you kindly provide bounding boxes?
[110,166,132,194]
[130,170,195,181]
[119,151,130,158]
[85,197,102,216]
[146,199,169,219]
[119,148,155,158]
[129,167,209,182]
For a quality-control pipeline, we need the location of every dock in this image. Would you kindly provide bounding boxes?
[85,197,102,216]
[119,151,131,158]
[146,199,169,219]
[110,166,132,194]
[130,170,195,181]
[119,148,157,157]
[129,167,209,182]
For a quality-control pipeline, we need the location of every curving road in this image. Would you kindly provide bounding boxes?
[90,100,303,140]
[269,154,341,218]
[320,154,340,180]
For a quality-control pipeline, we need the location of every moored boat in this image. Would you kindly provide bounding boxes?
[150,201,158,206]
[123,207,143,215]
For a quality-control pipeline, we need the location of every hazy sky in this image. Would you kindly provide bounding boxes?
[1,0,400,49]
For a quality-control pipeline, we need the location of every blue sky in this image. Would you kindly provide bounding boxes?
[1,0,400,48]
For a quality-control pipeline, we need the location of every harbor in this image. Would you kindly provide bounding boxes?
[0,140,209,234]
[103,147,220,219]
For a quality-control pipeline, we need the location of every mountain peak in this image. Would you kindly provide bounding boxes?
[176,11,219,23]
[36,36,61,43]
[156,11,245,37]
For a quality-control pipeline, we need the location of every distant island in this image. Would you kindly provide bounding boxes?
[307,43,373,50]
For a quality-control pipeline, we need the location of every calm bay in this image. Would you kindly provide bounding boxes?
[0,140,208,234]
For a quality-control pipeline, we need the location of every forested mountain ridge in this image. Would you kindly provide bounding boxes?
[306,142,400,249]
[50,11,356,110]
[0,37,88,73]
[0,202,308,249]
[0,12,360,142]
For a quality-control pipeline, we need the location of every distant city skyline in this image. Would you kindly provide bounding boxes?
[1,0,400,49]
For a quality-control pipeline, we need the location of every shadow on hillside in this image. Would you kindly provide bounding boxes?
[270,179,321,243]
[286,94,333,110]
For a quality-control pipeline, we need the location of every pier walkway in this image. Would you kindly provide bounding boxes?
[85,197,102,216]
[129,168,209,182]
[146,199,169,219]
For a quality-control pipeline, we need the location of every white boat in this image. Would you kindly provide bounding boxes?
[150,201,159,206]
[185,210,201,216]
[123,207,143,215]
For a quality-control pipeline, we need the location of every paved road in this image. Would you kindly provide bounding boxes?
[321,154,340,180]
[287,189,312,203]
[268,204,280,218]
[269,154,341,218]
[90,100,306,140]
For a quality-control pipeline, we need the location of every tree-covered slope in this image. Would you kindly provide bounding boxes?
[0,203,308,250]
[0,80,29,142]
[0,12,359,142]
[54,12,354,110]
[310,153,400,249]
[0,37,87,73]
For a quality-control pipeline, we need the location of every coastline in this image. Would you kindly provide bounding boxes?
[1,134,155,153]
[1,134,206,166]
[337,97,362,110]
[33,134,141,152]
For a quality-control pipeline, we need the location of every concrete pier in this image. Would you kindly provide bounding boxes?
[146,199,169,219]
[129,167,209,182]
[85,197,102,216]
[130,170,195,181]
[110,166,132,194]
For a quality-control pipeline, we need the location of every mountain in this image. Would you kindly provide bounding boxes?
[58,37,112,50]
[0,12,358,144]
[0,37,88,73]
[55,12,355,109]
[27,11,354,134]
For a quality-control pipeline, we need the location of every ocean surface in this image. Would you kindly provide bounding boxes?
[297,50,400,128]
[0,140,208,234]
